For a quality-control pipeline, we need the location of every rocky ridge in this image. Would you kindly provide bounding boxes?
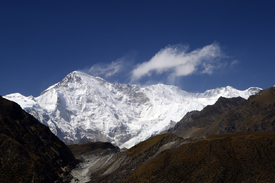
[169,86,275,138]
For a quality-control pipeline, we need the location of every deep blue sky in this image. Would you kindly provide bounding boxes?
[1,0,275,97]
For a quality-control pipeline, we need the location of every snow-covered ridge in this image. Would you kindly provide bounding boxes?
[4,93,37,109]
[4,71,262,148]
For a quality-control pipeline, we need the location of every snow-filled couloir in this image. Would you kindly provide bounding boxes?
[4,71,262,148]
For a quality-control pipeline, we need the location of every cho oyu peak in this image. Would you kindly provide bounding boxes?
[4,71,262,148]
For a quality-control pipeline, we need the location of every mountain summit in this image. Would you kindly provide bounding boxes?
[4,71,262,148]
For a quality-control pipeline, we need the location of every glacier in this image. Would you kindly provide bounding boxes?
[4,71,262,148]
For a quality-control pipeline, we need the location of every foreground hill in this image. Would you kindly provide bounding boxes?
[4,71,261,148]
[122,131,275,183]
[0,96,77,183]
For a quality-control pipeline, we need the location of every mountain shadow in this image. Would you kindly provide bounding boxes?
[0,96,78,183]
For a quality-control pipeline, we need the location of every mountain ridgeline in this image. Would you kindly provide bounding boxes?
[168,86,275,138]
[4,71,262,148]
[167,96,246,138]
[0,96,78,183]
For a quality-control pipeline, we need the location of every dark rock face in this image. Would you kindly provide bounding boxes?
[170,87,275,139]
[169,97,246,138]
[218,87,275,133]
[0,96,77,183]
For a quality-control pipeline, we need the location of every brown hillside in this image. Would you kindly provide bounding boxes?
[123,131,275,183]
[169,96,245,138]
[218,87,275,133]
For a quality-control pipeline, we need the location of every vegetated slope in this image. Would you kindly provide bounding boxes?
[122,131,275,183]
[0,96,77,183]
[4,71,261,148]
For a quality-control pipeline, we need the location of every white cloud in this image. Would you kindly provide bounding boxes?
[88,59,124,78]
[131,43,224,82]
[230,60,239,67]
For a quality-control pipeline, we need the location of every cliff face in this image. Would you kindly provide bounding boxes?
[0,96,77,183]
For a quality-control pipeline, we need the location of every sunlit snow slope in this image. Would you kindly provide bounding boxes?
[4,71,261,148]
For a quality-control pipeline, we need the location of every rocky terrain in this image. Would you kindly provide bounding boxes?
[0,96,78,183]
[68,142,119,183]
[69,133,183,183]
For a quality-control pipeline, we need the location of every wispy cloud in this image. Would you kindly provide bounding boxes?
[83,43,231,86]
[230,60,239,68]
[88,59,124,78]
[131,43,224,82]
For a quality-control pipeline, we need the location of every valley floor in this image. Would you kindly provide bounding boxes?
[70,153,117,183]
[70,156,93,183]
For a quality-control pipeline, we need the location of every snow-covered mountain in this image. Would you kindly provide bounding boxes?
[4,71,262,148]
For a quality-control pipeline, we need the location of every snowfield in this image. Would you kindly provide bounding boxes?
[4,71,262,148]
